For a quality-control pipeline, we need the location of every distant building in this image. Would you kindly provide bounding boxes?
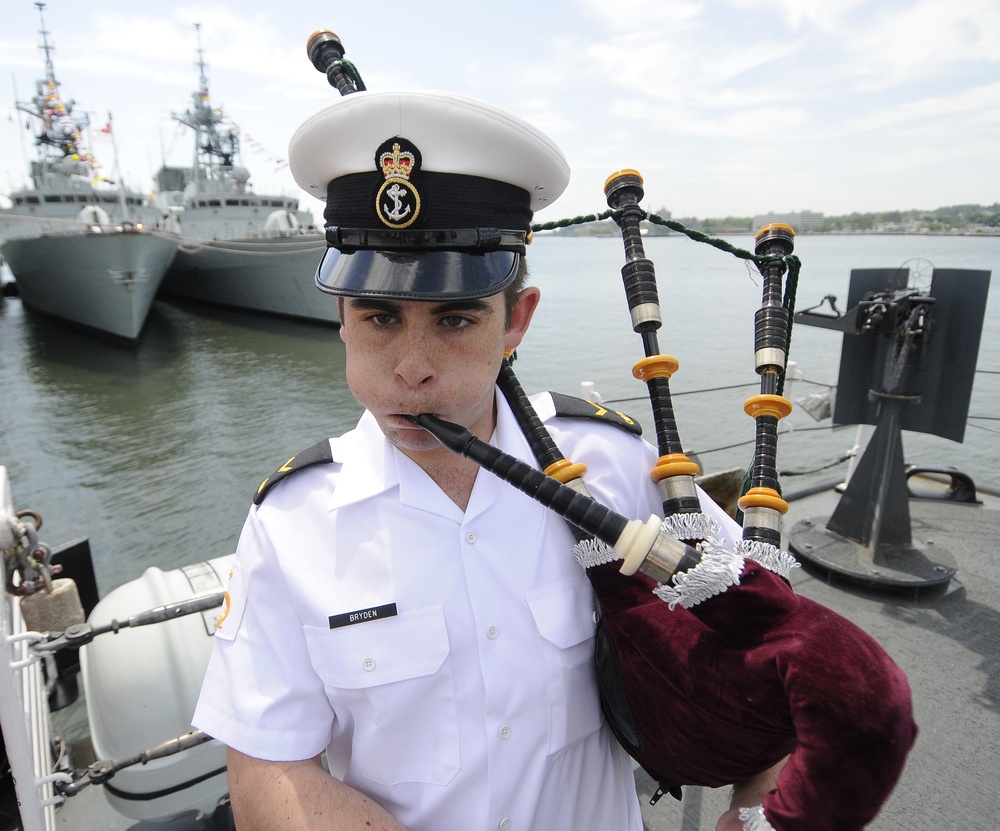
[752,210,824,233]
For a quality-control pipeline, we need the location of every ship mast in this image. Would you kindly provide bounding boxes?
[36,1,56,85]
[17,2,93,190]
[173,24,240,197]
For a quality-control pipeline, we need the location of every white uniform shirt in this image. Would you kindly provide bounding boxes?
[194,391,740,831]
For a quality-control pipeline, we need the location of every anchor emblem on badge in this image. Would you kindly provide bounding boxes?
[376,140,421,229]
[383,183,411,222]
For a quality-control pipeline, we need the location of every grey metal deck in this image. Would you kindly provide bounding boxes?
[40,483,1000,831]
[639,484,1000,831]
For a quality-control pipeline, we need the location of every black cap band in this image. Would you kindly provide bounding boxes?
[323,168,532,248]
[325,226,528,254]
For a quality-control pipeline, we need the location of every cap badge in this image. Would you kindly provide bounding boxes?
[376,139,421,229]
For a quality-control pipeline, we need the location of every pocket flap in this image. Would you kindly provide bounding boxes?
[526,577,596,649]
[304,606,449,689]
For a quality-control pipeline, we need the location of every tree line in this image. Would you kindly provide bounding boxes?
[549,204,1000,236]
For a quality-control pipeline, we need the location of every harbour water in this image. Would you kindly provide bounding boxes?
[0,233,997,597]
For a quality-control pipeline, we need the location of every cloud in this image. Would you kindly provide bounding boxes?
[1,0,996,219]
[844,0,1000,91]
[851,81,1000,132]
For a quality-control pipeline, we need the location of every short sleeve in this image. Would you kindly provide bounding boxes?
[192,507,335,761]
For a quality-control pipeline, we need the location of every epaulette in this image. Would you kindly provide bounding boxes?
[253,439,335,505]
[549,392,643,436]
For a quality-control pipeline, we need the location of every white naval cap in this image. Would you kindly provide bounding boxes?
[287,90,570,300]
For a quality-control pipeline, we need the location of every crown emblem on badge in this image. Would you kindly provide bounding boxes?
[375,137,421,230]
[380,143,416,180]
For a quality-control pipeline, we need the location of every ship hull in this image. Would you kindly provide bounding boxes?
[1,230,178,340]
[160,233,338,325]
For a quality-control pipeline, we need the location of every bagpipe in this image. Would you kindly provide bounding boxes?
[306,32,916,831]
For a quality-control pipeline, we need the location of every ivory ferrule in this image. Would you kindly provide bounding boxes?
[656,476,700,510]
[629,302,662,329]
[754,347,787,373]
[739,506,784,533]
[634,530,691,584]
[615,516,664,576]
[559,477,592,496]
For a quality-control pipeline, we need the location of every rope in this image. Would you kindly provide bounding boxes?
[641,213,802,395]
[529,212,803,376]
[780,454,852,477]
[967,421,1000,435]
[600,378,833,410]
[531,209,618,233]
[341,59,367,91]
[176,236,327,255]
[324,59,367,92]
[2,219,184,245]
[691,422,852,459]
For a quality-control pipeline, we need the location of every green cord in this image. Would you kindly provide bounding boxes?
[326,59,367,92]
[530,208,801,516]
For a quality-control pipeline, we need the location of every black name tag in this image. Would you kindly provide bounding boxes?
[329,603,398,630]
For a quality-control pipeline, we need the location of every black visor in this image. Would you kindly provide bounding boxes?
[315,247,520,300]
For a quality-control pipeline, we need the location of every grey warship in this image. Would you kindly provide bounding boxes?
[0,3,178,341]
[155,26,337,326]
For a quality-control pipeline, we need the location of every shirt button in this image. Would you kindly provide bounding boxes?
[486,625,499,639]
[465,531,477,544]
[499,818,511,830]
[362,657,376,672]
[498,724,511,740]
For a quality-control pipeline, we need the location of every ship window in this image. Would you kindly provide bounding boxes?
[101,195,116,203]
[226,199,239,206]
[25,196,39,204]
[208,199,221,207]
[77,196,89,202]
[240,199,250,206]
[44,195,61,202]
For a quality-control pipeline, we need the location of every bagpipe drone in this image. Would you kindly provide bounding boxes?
[305,31,917,831]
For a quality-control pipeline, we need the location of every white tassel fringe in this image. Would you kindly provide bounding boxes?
[569,514,798,612]
[572,537,620,569]
[653,536,744,609]
[738,805,776,831]
[660,512,722,545]
[737,539,800,579]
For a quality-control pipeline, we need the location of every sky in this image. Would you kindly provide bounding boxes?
[0,0,997,226]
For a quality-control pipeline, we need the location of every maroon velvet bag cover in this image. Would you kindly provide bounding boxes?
[588,559,917,831]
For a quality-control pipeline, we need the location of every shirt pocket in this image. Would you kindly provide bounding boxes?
[302,606,459,786]
[526,576,603,754]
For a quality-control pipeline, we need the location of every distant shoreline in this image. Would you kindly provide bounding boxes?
[541,229,1000,238]
[786,230,1000,237]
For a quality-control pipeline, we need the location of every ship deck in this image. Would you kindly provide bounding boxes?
[39,480,1000,831]
[639,480,1000,831]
